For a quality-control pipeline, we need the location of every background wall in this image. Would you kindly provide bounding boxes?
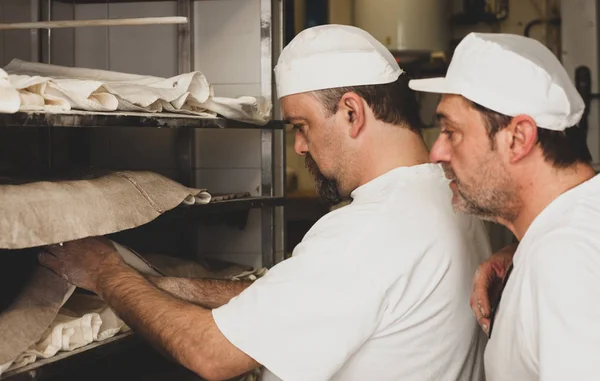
[285,0,586,252]
[286,0,566,194]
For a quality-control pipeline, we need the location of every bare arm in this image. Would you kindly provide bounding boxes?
[39,238,259,381]
[148,276,252,309]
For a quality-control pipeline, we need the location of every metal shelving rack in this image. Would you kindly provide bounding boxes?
[0,0,285,379]
[0,110,286,130]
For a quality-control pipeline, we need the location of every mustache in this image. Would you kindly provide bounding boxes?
[442,164,457,181]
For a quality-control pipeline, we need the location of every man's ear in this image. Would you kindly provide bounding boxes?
[501,114,539,164]
[338,92,366,138]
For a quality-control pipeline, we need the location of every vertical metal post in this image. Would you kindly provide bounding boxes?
[41,0,52,64]
[38,0,53,173]
[175,0,197,260]
[272,0,286,264]
[175,0,196,188]
[177,0,193,75]
[260,0,276,268]
[30,0,41,63]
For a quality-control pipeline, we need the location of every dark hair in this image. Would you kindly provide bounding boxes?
[471,101,592,168]
[311,75,423,134]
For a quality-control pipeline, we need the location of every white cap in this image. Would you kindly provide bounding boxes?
[274,24,403,99]
[409,32,584,131]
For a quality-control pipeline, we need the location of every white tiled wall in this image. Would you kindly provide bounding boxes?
[72,2,178,75]
[194,129,262,168]
[196,209,263,268]
[194,0,261,90]
[190,0,277,266]
[0,0,32,66]
[51,2,75,67]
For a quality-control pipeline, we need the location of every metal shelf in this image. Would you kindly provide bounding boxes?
[1,332,136,380]
[53,0,215,3]
[172,196,284,217]
[157,196,285,229]
[0,332,201,381]
[0,111,285,130]
[53,0,170,2]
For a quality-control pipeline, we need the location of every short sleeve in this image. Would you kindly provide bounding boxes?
[212,242,388,381]
[531,230,600,381]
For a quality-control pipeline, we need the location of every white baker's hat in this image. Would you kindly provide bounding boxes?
[274,24,403,99]
[409,32,584,131]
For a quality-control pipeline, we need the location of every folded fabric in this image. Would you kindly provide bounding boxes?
[3,59,271,124]
[0,68,20,114]
[0,240,153,376]
[5,59,210,106]
[0,170,211,249]
[201,95,272,125]
[0,266,75,374]
[182,190,212,205]
[2,293,129,375]
[113,241,163,277]
[9,74,118,112]
[0,246,267,377]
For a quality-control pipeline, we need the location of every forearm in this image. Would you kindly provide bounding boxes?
[148,277,252,309]
[96,266,255,379]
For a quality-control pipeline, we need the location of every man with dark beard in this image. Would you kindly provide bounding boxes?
[37,25,491,381]
[304,153,342,206]
[410,32,600,381]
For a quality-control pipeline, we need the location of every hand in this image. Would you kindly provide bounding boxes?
[39,237,126,293]
[470,243,517,335]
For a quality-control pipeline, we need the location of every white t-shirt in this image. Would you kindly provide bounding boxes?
[485,174,600,381]
[213,164,491,381]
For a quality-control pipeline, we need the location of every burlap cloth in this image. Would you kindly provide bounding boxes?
[0,260,75,367]
[0,170,210,250]
[0,171,210,370]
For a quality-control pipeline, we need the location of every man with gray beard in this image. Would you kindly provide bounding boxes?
[410,32,600,381]
[38,25,491,381]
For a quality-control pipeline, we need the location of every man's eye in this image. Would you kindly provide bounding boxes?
[292,124,303,132]
[441,129,453,138]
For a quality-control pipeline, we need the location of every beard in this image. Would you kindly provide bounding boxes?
[305,153,343,206]
[442,163,520,223]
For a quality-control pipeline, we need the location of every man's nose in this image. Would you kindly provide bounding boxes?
[294,131,308,156]
[430,135,451,164]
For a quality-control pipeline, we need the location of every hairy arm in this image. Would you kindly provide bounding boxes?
[39,238,259,381]
[148,276,252,309]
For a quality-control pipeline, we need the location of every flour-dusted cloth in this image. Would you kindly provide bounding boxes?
[113,241,163,277]
[0,240,150,375]
[141,252,264,280]
[0,68,20,114]
[4,293,129,375]
[200,95,272,125]
[5,58,209,111]
[9,74,118,112]
[4,59,271,124]
[0,267,75,375]
[0,170,211,250]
